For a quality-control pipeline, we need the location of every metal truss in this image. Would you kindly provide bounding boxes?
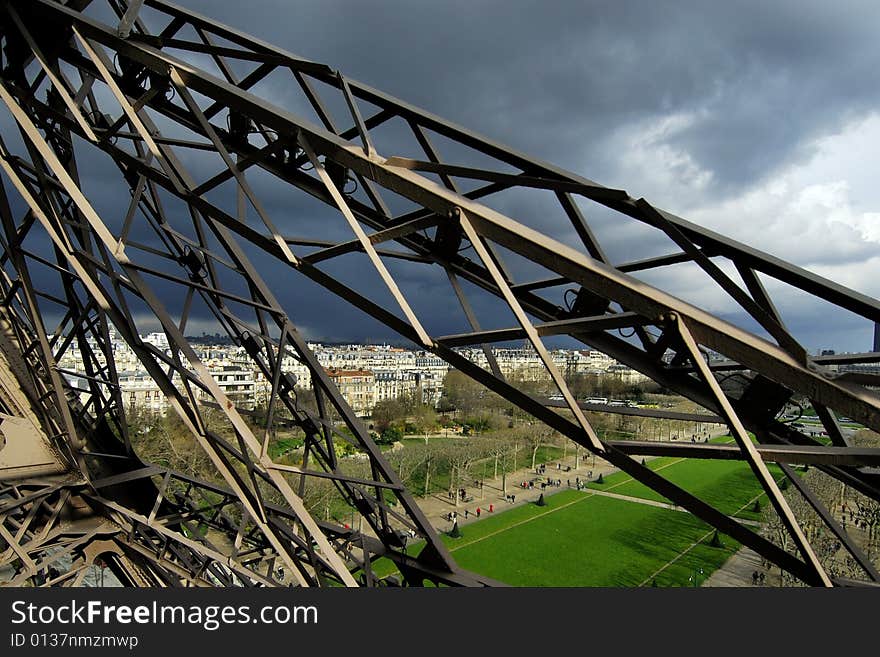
[0,0,879,587]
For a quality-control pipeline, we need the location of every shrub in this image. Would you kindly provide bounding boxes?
[377,426,403,444]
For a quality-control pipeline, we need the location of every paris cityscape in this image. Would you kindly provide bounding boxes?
[58,330,650,417]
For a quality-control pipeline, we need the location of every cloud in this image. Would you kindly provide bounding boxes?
[7,0,879,352]
[687,113,880,273]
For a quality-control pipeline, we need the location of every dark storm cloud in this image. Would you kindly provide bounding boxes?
[5,0,877,351]
[177,0,880,192]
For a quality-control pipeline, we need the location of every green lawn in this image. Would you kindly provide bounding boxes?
[267,437,303,459]
[370,446,788,586]
[587,456,782,522]
[446,490,739,587]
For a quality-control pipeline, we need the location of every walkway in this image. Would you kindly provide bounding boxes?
[585,488,761,528]
[701,546,783,587]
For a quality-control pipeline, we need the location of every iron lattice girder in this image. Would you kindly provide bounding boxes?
[26,0,877,426]
[0,0,876,587]
[0,0,485,587]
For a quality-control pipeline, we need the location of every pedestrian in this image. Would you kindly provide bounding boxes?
[476,507,481,518]
[464,509,469,519]
[489,504,494,513]
[752,571,758,585]
[567,479,571,488]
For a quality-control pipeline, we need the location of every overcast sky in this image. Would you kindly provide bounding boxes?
[10,0,880,354]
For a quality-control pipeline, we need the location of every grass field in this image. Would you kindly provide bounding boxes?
[586,455,783,522]
[447,491,739,587]
[374,449,781,586]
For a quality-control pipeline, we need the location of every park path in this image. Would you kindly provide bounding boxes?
[585,488,760,528]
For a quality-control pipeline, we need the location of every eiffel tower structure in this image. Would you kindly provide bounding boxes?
[0,0,879,588]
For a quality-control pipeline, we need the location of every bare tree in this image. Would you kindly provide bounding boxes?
[441,442,480,507]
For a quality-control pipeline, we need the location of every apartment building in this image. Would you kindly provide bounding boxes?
[326,368,375,417]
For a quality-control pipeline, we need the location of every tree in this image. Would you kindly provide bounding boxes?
[485,436,517,495]
[377,426,403,445]
[511,423,555,470]
[439,369,507,416]
[441,442,480,507]
[438,369,480,415]
[422,449,435,497]
[389,443,428,493]
[410,402,438,436]
[371,396,410,434]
